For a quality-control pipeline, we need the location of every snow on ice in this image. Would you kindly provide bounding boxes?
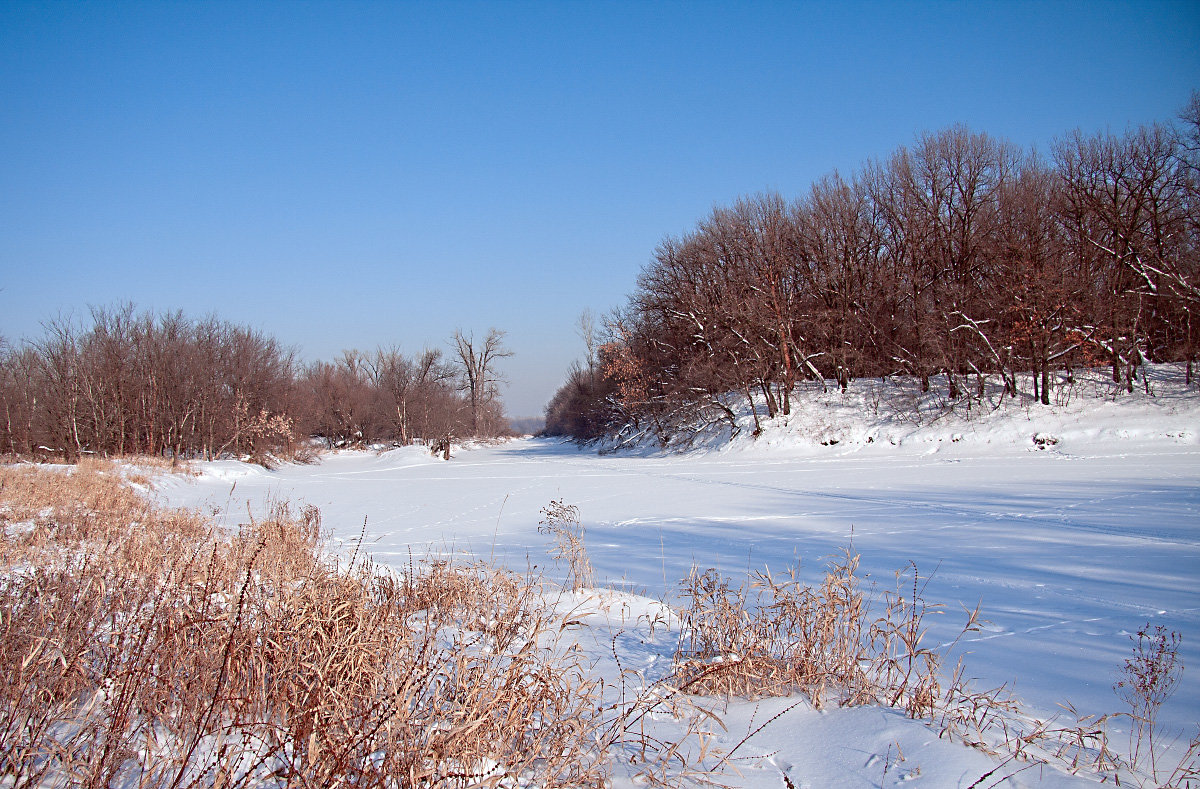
[154,368,1200,787]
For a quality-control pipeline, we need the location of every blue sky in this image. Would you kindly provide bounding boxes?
[2,1,1198,417]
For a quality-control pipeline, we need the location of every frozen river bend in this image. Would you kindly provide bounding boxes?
[157,431,1200,786]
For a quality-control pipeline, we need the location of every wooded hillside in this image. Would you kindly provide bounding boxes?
[547,96,1200,443]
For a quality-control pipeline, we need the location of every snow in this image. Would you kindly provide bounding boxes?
[153,367,1200,787]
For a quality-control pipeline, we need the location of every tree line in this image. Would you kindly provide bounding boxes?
[546,94,1200,443]
[0,304,513,460]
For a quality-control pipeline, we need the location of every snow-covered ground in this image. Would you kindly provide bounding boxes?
[155,369,1200,787]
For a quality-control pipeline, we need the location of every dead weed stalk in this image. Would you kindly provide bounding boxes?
[538,499,595,593]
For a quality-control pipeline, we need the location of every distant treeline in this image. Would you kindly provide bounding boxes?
[547,95,1200,443]
[0,305,512,460]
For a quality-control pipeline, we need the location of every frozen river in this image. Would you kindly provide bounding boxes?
[157,435,1200,766]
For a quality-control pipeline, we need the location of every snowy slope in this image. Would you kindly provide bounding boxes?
[154,367,1200,787]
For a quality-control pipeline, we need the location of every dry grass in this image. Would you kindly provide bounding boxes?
[0,460,209,574]
[108,454,200,478]
[538,499,595,593]
[0,464,618,788]
[671,552,946,712]
[1116,625,1183,778]
[667,553,1198,787]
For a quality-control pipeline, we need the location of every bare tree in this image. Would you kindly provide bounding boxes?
[452,329,513,437]
[370,347,456,444]
[1178,91,1200,178]
[1178,92,1200,381]
[995,158,1078,404]
[795,172,887,390]
[1054,123,1194,390]
[577,309,600,379]
[0,307,296,460]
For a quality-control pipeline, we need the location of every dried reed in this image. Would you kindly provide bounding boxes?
[538,499,594,593]
[0,464,615,787]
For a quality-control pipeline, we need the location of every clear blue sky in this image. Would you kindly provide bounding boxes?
[2,1,1198,417]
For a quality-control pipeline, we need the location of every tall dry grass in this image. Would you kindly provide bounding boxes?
[669,552,1198,786]
[0,463,618,788]
[538,499,594,593]
[671,552,950,714]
